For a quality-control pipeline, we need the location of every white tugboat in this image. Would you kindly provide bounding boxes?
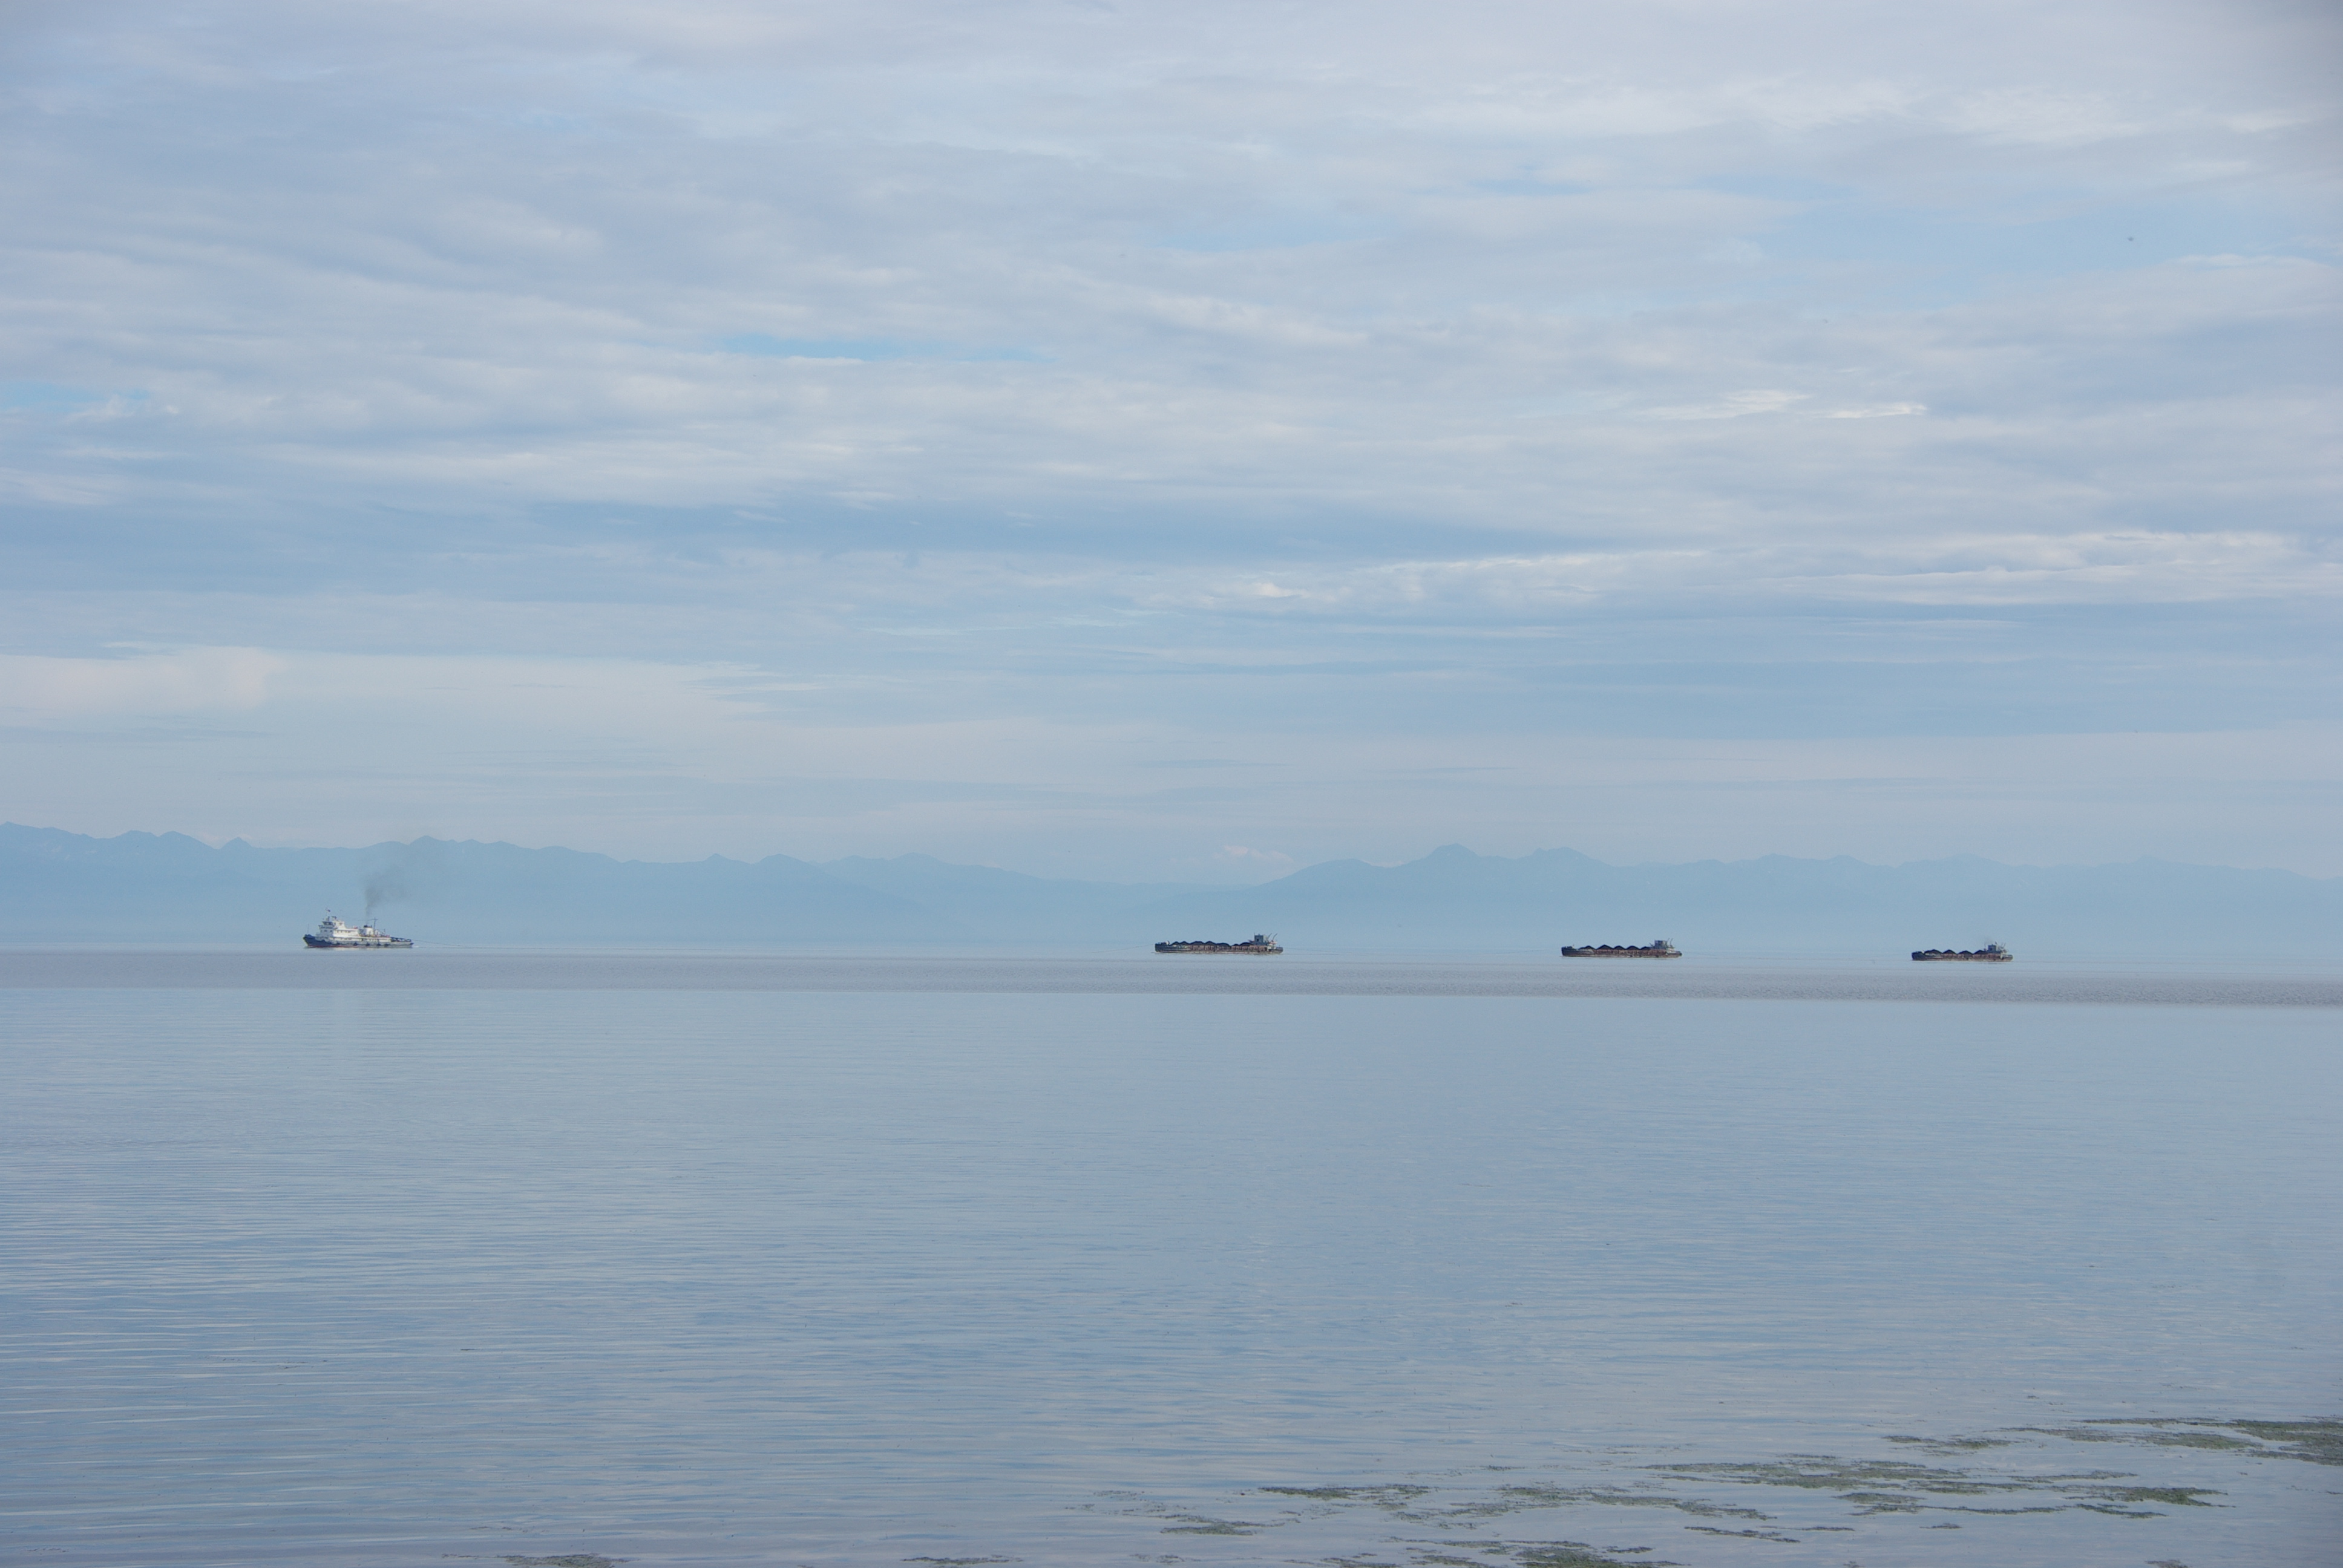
[303,913,413,949]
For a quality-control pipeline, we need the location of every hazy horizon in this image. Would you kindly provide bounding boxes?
[11,818,2338,958]
[13,817,2339,884]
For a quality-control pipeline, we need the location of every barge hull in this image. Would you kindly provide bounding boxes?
[1561,942,1682,958]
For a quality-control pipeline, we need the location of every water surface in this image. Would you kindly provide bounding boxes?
[2,956,2336,1566]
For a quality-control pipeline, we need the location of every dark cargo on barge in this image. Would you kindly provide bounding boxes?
[1561,940,1680,958]
[1156,934,1283,954]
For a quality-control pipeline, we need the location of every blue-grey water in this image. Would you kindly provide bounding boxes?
[2,953,2338,1568]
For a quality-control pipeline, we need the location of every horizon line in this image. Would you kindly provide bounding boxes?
[4,821,2330,885]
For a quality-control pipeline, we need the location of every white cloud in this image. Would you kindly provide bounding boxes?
[1145,529,2341,616]
[3,641,2336,875]
[1645,389,1811,420]
[1214,845,1296,868]
[1939,87,2141,146]
[0,0,2336,869]
[0,648,289,719]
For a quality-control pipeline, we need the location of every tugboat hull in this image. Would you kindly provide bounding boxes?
[303,914,414,949]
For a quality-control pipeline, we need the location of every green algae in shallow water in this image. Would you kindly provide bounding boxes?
[1884,1434,2016,1453]
[2031,1424,2264,1455]
[1650,1451,2224,1518]
[1105,1422,2288,1562]
[2227,1420,2343,1465]
[1300,1537,1676,1566]
[1512,1544,1677,1567]
[1655,1456,1990,1493]
[2074,1485,2219,1508]
[2062,1417,2343,1466]
[1160,1513,1266,1534]
[1492,1486,1768,1520]
[1384,1485,1767,1525]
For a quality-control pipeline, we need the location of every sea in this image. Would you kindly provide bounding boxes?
[2,950,2337,1568]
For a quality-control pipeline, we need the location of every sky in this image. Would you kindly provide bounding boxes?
[2,0,2338,881]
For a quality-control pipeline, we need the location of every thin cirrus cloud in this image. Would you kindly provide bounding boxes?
[719,336,1048,362]
[0,0,2336,877]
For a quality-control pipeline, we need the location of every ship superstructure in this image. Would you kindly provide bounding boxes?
[303,914,413,949]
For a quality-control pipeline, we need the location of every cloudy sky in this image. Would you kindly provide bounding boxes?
[4,0,2338,879]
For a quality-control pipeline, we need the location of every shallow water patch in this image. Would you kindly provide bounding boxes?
[2032,1417,2343,1467]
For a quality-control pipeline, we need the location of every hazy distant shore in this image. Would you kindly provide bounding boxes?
[7,821,2340,958]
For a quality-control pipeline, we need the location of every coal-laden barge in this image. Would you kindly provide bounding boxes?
[303,914,413,949]
[1912,944,2012,962]
[1156,934,1282,954]
[1560,939,1680,958]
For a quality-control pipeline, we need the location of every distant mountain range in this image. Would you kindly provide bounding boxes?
[3,822,2337,956]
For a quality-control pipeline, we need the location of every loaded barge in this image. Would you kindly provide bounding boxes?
[1913,944,2012,962]
[1561,940,1680,958]
[1156,934,1283,954]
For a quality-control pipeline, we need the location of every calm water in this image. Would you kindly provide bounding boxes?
[1,955,2337,1568]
